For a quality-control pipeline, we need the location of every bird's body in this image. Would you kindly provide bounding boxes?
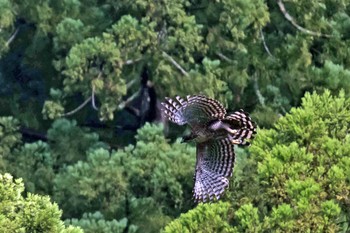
[183,124,216,143]
[161,95,256,202]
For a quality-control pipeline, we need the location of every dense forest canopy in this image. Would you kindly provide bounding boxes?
[0,0,350,232]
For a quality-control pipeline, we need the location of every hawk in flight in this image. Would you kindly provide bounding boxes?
[161,95,256,202]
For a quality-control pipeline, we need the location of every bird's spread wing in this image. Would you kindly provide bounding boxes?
[193,138,235,202]
[225,110,257,146]
[161,95,226,128]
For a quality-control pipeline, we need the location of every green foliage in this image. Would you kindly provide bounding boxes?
[0,0,14,29]
[3,0,350,232]
[246,90,350,231]
[53,147,128,218]
[0,0,15,55]
[47,118,106,164]
[66,212,138,233]
[10,141,54,194]
[54,123,194,231]
[39,0,267,121]
[310,60,350,94]
[54,18,87,52]
[0,119,195,232]
[42,100,65,120]
[233,204,260,232]
[2,0,350,127]
[0,117,21,159]
[163,202,235,233]
[1,0,350,127]
[4,118,106,195]
[0,173,82,232]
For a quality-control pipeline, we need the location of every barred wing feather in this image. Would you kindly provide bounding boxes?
[225,110,257,146]
[193,138,235,202]
[161,95,226,128]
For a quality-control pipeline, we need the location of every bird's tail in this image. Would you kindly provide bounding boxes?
[224,110,257,146]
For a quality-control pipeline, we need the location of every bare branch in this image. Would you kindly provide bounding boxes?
[124,57,142,65]
[118,90,141,110]
[253,74,265,107]
[162,51,189,77]
[276,0,332,38]
[215,52,233,63]
[62,96,92,117]
[6,28,20,47]
[126,78,138,89]
[91,86,98,110]
[260,29,274,57]
[91,72,102,111]
[125,106,140,117]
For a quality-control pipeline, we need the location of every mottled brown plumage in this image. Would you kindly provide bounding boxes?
[161,95,256,202]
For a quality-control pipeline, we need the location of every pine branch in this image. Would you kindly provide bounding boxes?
[276,0,332,38]
[162,51,189,77]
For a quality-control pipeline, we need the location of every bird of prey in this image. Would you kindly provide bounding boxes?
[161,95,256,202]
